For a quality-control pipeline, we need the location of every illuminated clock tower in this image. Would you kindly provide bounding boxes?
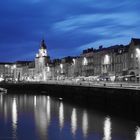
[35,39,50,80]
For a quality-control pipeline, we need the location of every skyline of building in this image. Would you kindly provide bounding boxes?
[0,37,140,82]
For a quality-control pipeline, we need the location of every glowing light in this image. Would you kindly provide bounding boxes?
[60,64,63,73]
[71,108,77,136]
[104,55,110,65]
[47,66,50,72]
[73,59,76,65]
[103,117,111,140]
[136,48,140,58]
[39,48,47,57]
[59,102,64,130]
[83,57,88,66]
[82,110,88,138]
[36,53,39,57]
[60,64,63,69]
[0,77,4,82]
[135,126,140,140]
[5,64,9,68]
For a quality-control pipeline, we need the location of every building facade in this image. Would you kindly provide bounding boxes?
[1,38,140,83]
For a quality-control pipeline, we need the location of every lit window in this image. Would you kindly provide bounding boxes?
[104,55,110,65]
[83,57,88,66]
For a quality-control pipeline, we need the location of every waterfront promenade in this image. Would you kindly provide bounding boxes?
[1,79,140,91]
[23,80,140,90]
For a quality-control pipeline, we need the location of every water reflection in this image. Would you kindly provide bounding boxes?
[34,96,51,140]
[12,98,17,139]
[135,126,140,140]
[0,94,139,140]
[71,108,77,136]
[0,94,3,106]
[46,96,51,123]
[103,117,111,140]
[82,110,88,138]
[4,101,7,122]
[59,102,64,130]
[34,96,36,107]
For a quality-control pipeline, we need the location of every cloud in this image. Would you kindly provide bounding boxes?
[77,36,131,51]
[0,0,140,61]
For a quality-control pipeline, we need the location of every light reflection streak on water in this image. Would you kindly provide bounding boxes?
[34,96,36,107]
[71,108,77,136]
[103,117,111,140]
[12,98,17,139]
[47,96,51,123]
[4,102,7,122]
[82,110,88,138]
[34,96,51,139]
[135,126,140,140]
[59,102,64,130]
[0,94,3,105]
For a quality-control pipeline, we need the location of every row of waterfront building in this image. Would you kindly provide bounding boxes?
[0,38,140,82]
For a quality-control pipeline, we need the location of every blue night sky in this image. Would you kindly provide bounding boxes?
[0,0,140,62]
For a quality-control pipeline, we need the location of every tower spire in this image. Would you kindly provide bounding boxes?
[40,39,47,49]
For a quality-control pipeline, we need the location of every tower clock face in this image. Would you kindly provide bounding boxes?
[39,48,47,57]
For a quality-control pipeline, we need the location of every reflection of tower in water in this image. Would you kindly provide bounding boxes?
[103,117,111,140]
[59,102,64,130]
[34,96,51,140]
[12,98,17,139]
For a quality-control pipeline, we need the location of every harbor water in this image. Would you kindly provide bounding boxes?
[0,93,139,140]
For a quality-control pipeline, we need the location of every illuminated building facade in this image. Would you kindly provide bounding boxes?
[0,63,14,81]
[80,38,140,81]
[1,38,140,82]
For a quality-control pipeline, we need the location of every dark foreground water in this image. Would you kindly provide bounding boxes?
[0,94,139,140]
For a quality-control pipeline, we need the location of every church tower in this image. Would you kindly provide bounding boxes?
[36,39,48,57]
[35,39,50,80]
